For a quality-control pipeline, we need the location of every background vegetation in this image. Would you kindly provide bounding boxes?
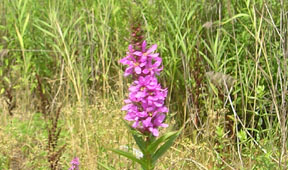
[0,0,287,169]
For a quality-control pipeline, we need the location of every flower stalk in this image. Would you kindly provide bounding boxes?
[109,19,181,170]
[110,33,181,170]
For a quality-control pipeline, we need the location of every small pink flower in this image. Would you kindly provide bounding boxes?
[69,157,79,170]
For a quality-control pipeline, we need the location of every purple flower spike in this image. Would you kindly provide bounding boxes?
[69,157,80,170]
[120,41,168,137]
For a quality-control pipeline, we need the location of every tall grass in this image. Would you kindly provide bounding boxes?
[0,0,287,169]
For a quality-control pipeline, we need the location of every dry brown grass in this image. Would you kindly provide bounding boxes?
[0,96,218,170]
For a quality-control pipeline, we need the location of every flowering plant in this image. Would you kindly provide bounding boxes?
[120,41,168,137]
[68,157,79,170]
[110,40,181,170]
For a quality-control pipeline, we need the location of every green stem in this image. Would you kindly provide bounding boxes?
[143,136,154,170]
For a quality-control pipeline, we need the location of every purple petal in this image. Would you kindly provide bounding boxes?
[135,91,145,98]
[153,58,162,67]
[158,106,168,113]
[122,104,132,111]
[120,56,133,65]
[139,62,146,67]
[154,114,166,124]
[142,117,152,128]
[146,44,157,54]
[124,99,131,103]
[147,96,158,101]
[143,69,149,74]
[140,55,147,62]
[145,107,153,113]
[125,113,135,121]
[161,123,168,128]
[133,51,143,56]
[148,80,157,87]
[129,85,138,92]
[135,66,141,74]
[119,57,127,64]
[138,76,145,82]
[132,121,139,128]
[124,67,133,76]
[149,127,159,136]
[128,44,134,52]
[154,101,164,107]
[142,40,147,51]
[149,53,159,58]
[138,111,147,117]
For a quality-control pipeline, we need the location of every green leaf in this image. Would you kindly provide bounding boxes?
[152,130,181,164]
[97,161,116,170]
[122,120,146,153]
[147,131,178,154]
[15,25,24,50]
[22,14,30,35]
[198,50,215,70]
[221,13,249,25]
[109,148,147,168]
[33,23,56,39]
[131,131,146,153]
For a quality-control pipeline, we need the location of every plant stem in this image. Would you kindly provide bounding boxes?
[144,136,154,170]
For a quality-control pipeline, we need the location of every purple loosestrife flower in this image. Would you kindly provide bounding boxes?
[120,45,143,76]
[120,41,162,77]
[133,41,163,76]
[142,57,163,76]
[142,114,168,136]
[120,41,168,137]
[69,157,79,170]
[128,75,158,102]
[133,41,159,63]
